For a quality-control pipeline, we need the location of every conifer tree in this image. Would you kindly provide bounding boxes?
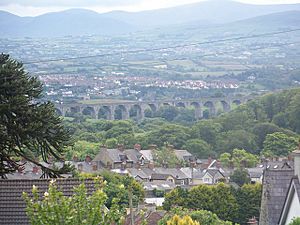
[0,54,70,178]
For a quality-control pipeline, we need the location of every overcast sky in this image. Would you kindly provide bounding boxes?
[1,0,300,16]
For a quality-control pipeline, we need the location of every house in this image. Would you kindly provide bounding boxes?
[201,168,225,184]
[6,161,42,179]
[150,173,176,184]
[93,144,149,169]
[143,180,176,206]
[153,168,190,186]
[278,148,300,225]
[140,150,154,163]
[180,167,203,185]
[247,167,263,183]
[127,167,190,186]
[259,157,295,225]
[127,167,154,182]
[0,178,98,225]
[173,150,194,162]
[124,208,166,225]
[93,145,133,169]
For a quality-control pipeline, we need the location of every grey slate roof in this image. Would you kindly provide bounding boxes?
[247,167,263,179]
[143,180,176,191]
[151,173,172,180]
[124,149,143,162]
[94,148,122,162]
[259,168,294,225]
[173,150,193,161]
[128,167,153,180]
[0,179,97,225]
[140,150,154,162]
[153,168,189,180]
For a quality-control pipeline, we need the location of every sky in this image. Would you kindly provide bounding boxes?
[1,0,300,16]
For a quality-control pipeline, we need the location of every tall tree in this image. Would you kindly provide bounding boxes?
[262,132,298,157]
[0,54,70,178]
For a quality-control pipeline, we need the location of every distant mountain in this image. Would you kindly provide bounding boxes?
[1,0,300,37]
[104,0,300,28]
[231,10,300,28]
[0,9,136,37]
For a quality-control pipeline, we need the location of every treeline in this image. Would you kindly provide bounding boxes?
[161,183,262,225]
[63,88,300,160]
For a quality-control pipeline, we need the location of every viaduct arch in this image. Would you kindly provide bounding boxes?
[55,96,252,121]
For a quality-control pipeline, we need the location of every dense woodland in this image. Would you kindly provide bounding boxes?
[160,183,262,225]
[64,88,300,162]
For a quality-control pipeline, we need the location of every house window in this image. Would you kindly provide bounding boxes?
[180,180,185,185]
[204,178,210,183]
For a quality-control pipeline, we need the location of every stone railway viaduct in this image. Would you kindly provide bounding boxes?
[55,97,252,121]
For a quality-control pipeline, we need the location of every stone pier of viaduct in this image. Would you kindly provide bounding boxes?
[55,97,252,121]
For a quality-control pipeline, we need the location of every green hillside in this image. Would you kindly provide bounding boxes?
[63,88,300,160]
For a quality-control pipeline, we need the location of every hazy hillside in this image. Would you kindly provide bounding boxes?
[104,0,300,27]
[0,9,136,37]
[1,0,300,37]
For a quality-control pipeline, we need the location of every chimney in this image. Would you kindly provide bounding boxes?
[73,155,79,162]
[106,162,112,169]
[148,162,155,169]
[167,144,174,150]
[292,140,300,180]
[92,162,97,171]
[117,144,125,151]
[135,163,141,169]
[85,155,92,163]
[18,166,24,173]
[121,161,126,170]
[208,156,212,165]
[162,161,168,168]
[247,217,258,225]
[100,145,107,150]
[32,165,39,174]
[216,160,221,169]
[148,144,157,150]
[78,163,83,172]
[134,143,142,151]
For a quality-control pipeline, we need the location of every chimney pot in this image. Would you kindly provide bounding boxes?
[73,155,79,162]
[117,144,125,151]
[32,166,39,174]
[292,141,300,180]
[85,155,92,163]
[92,163,97,171]
[148,162,154,169]
[148,144,157,150]
[78,163,83,171]
[134,143,142,151]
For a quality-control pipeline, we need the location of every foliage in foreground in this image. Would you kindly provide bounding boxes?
[77,171,145,208]
[166,214,200,225]
[289,217,300,225]
[163,183,261,224]
[159,207,232,225]
[23,178,125,225]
